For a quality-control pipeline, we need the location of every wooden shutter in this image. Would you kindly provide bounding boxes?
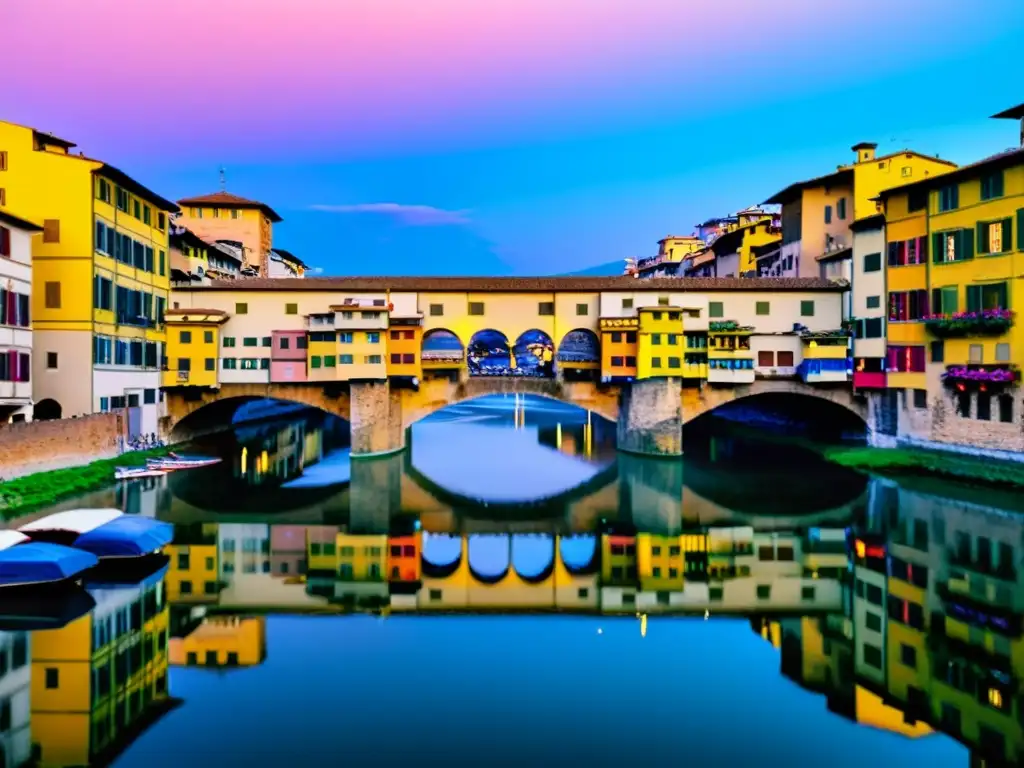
[1017,208,1024,250]
[42,219,60,243]
[959,229,974,261]
[977,222,989,254]
[932,233,943,262]
[1003,217,1013,252]
[0,226,9,257]
[44,281,61,309]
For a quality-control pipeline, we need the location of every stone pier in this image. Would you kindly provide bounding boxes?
[349,380,405,458]
[348,451,403,531]
[616,377,683,457]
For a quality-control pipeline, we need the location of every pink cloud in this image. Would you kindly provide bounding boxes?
[310,203,470,226]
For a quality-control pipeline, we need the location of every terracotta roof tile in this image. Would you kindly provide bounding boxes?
[177,191,282,222]
[184,276,845,293]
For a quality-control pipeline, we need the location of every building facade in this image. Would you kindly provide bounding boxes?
[0,210,40,422]
[0,120,176,433]
[175,192,282,277]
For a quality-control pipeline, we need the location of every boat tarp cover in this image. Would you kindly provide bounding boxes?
[0,542,98,586]
[74,517,174,558]
[0,588,96,630]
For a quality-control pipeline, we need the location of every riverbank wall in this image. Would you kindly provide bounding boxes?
[0,413,124,481]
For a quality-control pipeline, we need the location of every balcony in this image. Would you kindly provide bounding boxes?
[305,314,334,331]
[942,364,1019,392]
[116,313,162,330]
[798,358,849,384]
[800,332,849,361]
[0,381,30,402]
[924,309,1013,339]
[708,360,755,385]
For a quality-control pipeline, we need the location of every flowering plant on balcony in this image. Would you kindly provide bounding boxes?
[942,365,1019,387]
[709,320,738,332]
[923,309,1013,338]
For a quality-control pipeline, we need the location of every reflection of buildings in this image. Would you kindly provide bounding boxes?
[169,616,266,668]
[0,632,30,768]
[167,523,221,605]
[235,420,318,486]
[30,570,171,767]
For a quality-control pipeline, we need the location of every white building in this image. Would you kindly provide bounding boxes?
[0,211,39,423]
[267,249,307,278]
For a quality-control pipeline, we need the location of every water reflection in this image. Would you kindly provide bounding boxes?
[12,401,1024,764]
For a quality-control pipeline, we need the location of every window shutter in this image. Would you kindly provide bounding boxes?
[942,286,958,314]
[994,172,1005,198]
[0,226,9,257]
[966,285,982,313]
[930,288,941,315]
[918,236,928,261]
[1017,208,1024,250]
[1003,217,1013,252]
[959,229,974,260]
[932,233,943,262]
[977,222,988,254]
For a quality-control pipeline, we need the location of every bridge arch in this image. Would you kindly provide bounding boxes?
[682,380,867,431]
[467,329,511,377]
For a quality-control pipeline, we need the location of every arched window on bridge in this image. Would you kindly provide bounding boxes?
[512,329,555,378]
[556,329,600,382]
[467,329,511,377]
[421,329,465,382]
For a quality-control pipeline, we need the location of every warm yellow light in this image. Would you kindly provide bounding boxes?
[989,687,1003,709]
[855,540,866,559]
[241,447,248,474]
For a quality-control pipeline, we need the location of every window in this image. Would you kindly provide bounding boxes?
[866,295,881,309]
[610,356,623,367]
[235,302,248,314]
[285,303,298,315]
[886,345,925,373]
[576,303,588,316]
[969,344,983,364]
[865,612,882,632]
[45,668,59,689]
[837,198,847,220]
[978,219,1014,255]
[223,336,236,348]
[44,281,61,309]
[622,298,633,310]
[863,252,882,272]
[42,219,60,243]
[977,392,991,421]
[755,301,769,315]
[310,356,321,369]
[777,350,795,366]
[428,303,444,316]
[205,358,215,371]
[538,302,554,316]
[887,238,926,266]
[668,357,680,368]
[801,586,816,600]
[996,343,1010,362]
[931,286,958,315]
[863,644,883,670]
[824,205,832,224]
[262,337,272,347]
[933,229,974,264]
[651,333,661,345]
[900,643,917,668]
[913,389,927,409]
[800,300,814,317]
[999,394,1013,423]
[243,337,258,347]
[758,351,774,367]
[709,301,724,318]
[323,356,336,367]
[930,341,944,362]
[366,332,380,344]
[468,302,484,316]
[966,282,1008,312]
[339,354,353,364]
[651,357,661,368]
[203,330,214,343]
[403,353,414,364]
[852,318,883,338]
[366,355,382,364]
[938,184,959,212]
[888,289,929,321]
[658,295,669,306]
[756,584,771,599]
[338,332,353,343]
[980,170,1004,201]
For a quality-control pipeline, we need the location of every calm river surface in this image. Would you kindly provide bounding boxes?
[3,394,1023,766]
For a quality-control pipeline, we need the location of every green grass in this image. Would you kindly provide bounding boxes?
[0,448,170,520]
[823,445,1024,490]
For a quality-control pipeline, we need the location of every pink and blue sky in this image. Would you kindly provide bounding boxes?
[8,0,1024,275]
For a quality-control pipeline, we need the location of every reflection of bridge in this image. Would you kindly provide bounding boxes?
[166,376,866,457]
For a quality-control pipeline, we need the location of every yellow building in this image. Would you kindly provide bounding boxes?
[337,534,388,581]
[176,191,282,276]
[599,316,639,380]
[30,572,171,767]
[704,214,782,277]
[306,303,388,381]
[636,235,705,277]
[636,534,685,592]
[0,120,177,429]
[874,106,1024,451]
[169,224,242,283]
[169,616,266,667]
[162,308,229,389]
[636,306,685,379]
[386,315,424,380]
[763,142,957,278]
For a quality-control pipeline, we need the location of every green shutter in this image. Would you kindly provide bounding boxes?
[1003,217,1013,253]
[977,222,989,254]
[966,285,982,313]
[959,229,974,261]
[932,233,943,263]
[995,172,1005,198]
[1017,208,1024,250]
[941,286,958,314]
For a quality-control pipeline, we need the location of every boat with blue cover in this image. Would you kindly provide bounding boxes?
[19,509,173,560]
[0,530,99,589]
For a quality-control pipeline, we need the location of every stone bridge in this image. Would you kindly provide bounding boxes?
[164,376,867,458]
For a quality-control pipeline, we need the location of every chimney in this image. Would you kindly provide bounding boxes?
[852,142,878,163]
[991,103,1024,147]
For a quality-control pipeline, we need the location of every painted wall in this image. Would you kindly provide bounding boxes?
[852,224,887,360]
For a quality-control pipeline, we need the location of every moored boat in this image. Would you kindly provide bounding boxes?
[0,530,99,589]
[146,454,221,471]
[18,509,174,559]
[115,466,168,481]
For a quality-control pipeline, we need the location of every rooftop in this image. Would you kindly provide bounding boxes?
[97,164,180,213]
[877,146,1024,200]
[271,248,307,268]
[177,191,283,222]
[180,276,845,293]
[0,210,42,232]
[992,103,1024,120]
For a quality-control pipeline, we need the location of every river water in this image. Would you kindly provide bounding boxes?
[3,394,1023,766]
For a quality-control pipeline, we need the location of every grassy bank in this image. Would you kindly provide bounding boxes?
[0,448,169,520]
[823,445,1024,490]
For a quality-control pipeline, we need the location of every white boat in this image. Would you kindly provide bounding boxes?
[146,454,221,472]
[19,509,173,560]
[115,466,168,481]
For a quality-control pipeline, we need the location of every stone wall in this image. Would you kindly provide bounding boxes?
[681,378,867,425]
[0,413,124,481]
[897,386,1024,455]
[349,381,404,457]
[617,377,683,456]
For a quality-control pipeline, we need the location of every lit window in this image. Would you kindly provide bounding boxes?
[989,221,1004,254]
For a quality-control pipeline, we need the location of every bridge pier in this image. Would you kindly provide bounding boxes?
[617,377,683,457]
[350,380,405,458]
